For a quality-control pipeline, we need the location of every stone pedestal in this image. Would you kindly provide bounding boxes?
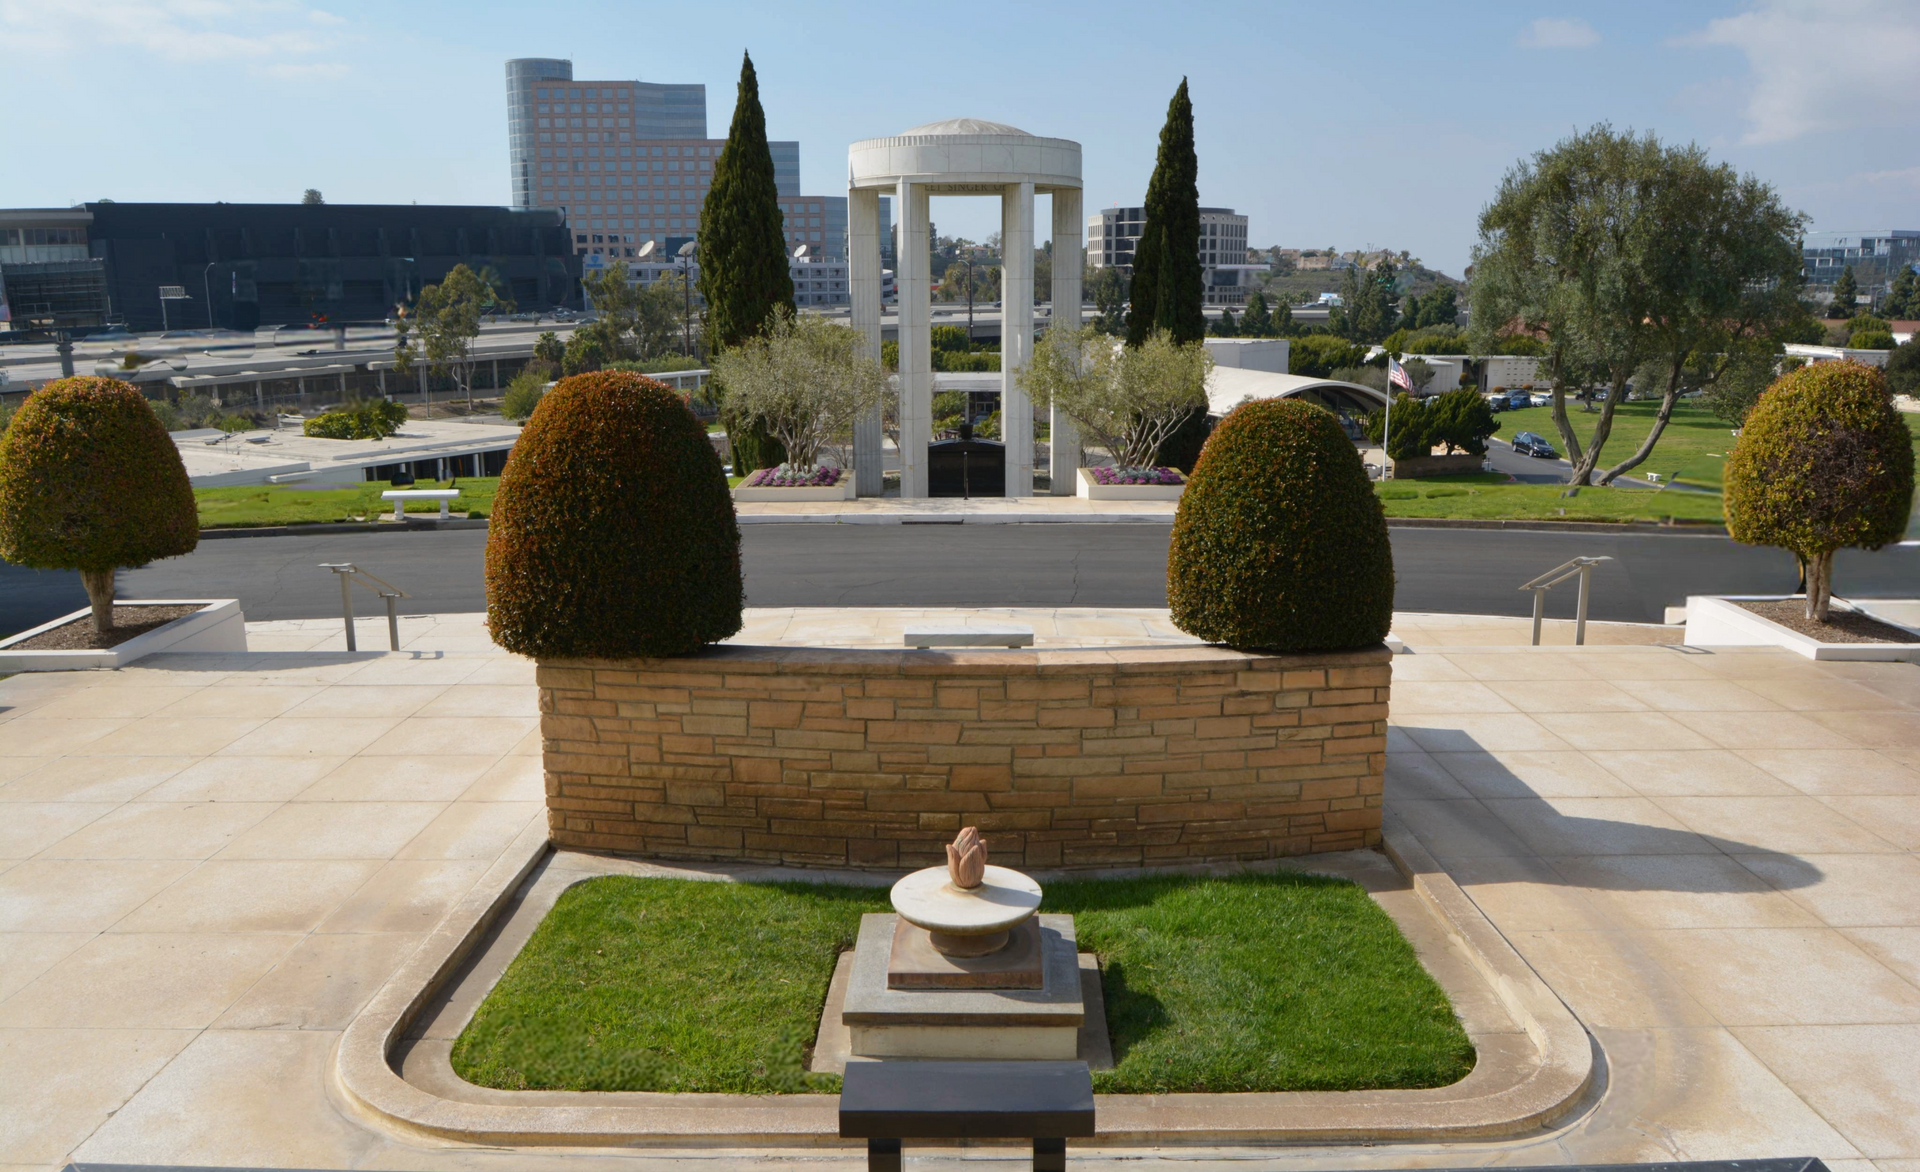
[888,917,1043,990]
[843,913,1084,1061]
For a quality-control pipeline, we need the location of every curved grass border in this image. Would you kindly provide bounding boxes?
[446,869,1475,1097]
[334,814,1594,1147]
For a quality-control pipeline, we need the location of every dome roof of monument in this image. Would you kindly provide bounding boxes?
[899,117,1032,137]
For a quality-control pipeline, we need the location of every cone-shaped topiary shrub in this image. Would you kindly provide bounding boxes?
[1725,359,1913,623]
[1167,398,1394,651]
[485,370,742,658]
[0,376,199,635]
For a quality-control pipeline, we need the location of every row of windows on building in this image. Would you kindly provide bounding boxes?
[542,117,633,130]
[0,228,86,246]
[537,101,631,116]
[535,131,706,145]
[533,86,633,101]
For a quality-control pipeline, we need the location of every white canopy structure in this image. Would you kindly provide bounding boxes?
[848,119,1084,497]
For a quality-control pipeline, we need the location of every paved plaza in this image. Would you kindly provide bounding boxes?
[0,611,1916,1169]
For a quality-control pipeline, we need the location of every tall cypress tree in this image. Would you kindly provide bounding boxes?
[700,52,793,352]
[1126,79,1204,347]
[1830,264,1858,320]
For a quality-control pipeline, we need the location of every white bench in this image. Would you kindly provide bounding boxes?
[905,626,1034,649]
[380,488,460,521]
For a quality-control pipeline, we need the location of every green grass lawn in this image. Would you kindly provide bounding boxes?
[194,477,499,529]
[197,473,751,526]
[1377,473,1727,524]
[1490,400,1920,489]
[1494,398,1740,489]
[449,872,1474,1096]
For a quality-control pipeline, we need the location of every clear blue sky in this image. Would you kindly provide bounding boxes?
[5,1,1916,277]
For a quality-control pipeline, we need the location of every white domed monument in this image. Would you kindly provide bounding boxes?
[847,119,1085,498]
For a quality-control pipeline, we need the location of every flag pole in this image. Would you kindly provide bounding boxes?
[1381,370,1393,481]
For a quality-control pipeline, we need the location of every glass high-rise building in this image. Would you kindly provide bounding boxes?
[505,59,706,211]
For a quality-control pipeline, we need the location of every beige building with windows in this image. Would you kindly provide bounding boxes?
[1087,204,1254,305]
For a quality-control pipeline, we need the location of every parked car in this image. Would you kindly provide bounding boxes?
[1482,392,1508,412]
[1529,391,1552,407]
[1511,431,1559,458]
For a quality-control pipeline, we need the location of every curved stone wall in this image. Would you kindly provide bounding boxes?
[537,644,1389,870]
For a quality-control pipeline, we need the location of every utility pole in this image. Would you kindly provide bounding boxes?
[676,242,696,358]
[963,257,975,344]
[202,262,218,329]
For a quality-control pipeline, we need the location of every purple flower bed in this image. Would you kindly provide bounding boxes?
[1088,465,1186,487]
[743,464,843,489]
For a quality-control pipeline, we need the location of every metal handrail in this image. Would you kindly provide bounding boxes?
[318,563,411,651]
[1519,556,1612,646]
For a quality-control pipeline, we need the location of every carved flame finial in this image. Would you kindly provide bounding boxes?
[946,826,987,889]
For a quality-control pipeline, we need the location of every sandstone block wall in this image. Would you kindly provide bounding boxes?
[538,645,1389,870]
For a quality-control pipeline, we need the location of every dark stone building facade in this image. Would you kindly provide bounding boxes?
[7,202,581,332]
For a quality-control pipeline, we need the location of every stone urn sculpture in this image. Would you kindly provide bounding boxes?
[946,825,987,889]
[890,827,1041,957]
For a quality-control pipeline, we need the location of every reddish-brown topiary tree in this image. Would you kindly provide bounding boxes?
[485,370,742,659]
[0,376,199,635]
[1725,359,1914,621]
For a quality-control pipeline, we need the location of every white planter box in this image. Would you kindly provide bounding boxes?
[732,477,856,502]
[1076,467,1187,501]
[1682,595,1920,662]
[0,599,248,672]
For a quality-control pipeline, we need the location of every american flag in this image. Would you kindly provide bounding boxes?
[1388,357,1415,394]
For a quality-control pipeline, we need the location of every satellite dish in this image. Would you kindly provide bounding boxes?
[636,240,657,258]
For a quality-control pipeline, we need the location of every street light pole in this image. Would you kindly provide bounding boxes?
[964,257,975,343]
[675,242,697,359]
[202,262,217,329]
[679,259,691,357]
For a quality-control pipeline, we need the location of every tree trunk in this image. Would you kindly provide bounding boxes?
[1548,384,1584,473]
[1806,550,1836,623]
[1567,376,1629,486]
[81,568,115,637]
[1598,371,1682,485]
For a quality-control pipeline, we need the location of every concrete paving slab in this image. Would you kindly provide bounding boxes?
[2,619,1919,1167]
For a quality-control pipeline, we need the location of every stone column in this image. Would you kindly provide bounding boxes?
[897,179,932,498]
[1001,180,1035,497]
[1049,188,1084,495]
[849,185,885,496]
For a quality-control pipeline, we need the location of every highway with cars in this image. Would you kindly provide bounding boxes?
[6,522,1911,642]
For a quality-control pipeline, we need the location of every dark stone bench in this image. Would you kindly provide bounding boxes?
[838,1059,1096,1172]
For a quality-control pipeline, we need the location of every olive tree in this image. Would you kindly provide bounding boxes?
[1725,361,1914,622]
[0,378,199,635]
[709,310,888,470]
[1019,325,1213,470]
[394,263,514,414]
[1470,125,1807,485]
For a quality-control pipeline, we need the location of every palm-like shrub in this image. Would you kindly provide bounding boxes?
[0,377,199,634]
[1168,398,1394,651]
[485,370,741,658]
[1725,360,1913,621]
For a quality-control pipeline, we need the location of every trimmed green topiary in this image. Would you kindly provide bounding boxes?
[1168,398,1394,651]
[1725,359,1913,622]
[0,376,199,634]
[485,370,742,658]
[302,398,407,439]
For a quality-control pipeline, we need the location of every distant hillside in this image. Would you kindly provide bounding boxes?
[1247,247,1463,305]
